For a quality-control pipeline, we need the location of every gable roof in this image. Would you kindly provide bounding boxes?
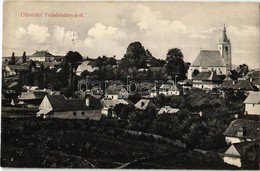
[46,95,100,111]
[30,51,55,57]
[158,106,179,114]
[19,92,47,100]
[76,61,94,73]
[191,50,226,68]
[221,79,256,91]
[225,141,260,157]
[223,119,260,139]
[244,91,260,104]
[101,99,129,108]
[134,99,156,110]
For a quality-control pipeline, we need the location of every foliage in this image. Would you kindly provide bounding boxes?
[241,143,260,169]
[22,52,26,63]
[166,48,183,61]
[10,52,16,65]
[237,63,249,76]
[165,48,187,81]
[114,104,135,120]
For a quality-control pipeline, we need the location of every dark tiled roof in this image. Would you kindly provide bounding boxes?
[221,79,256,91]
[30,51,54,57]
[223,119,260,139]
[47,95,100,111]
[191,50,226,67]
[6,65,29,70]
[193,71,221,81]
[246,70,260,85]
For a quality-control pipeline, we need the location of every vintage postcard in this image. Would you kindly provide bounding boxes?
[1,0,260,169]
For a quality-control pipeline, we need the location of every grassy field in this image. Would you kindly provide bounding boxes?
[1,117,237,169]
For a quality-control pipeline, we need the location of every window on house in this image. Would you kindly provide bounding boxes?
[73,112,76,116]
[82,112,85,115]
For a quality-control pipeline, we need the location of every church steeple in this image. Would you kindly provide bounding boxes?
[219,24,230,43]
[218,24,232,71]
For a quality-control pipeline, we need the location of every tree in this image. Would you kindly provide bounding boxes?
[64,51,83,86]
[114,104,134,120]
[242,143,260,169]
[166,48,183,61]
[237,64,249,76]
[120,41,148,69]
[165,48,187,81]
[10,52,16,65]
[22,52,27,63]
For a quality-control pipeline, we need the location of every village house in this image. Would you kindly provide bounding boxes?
[158,83,180,96]
[188,26,231,79]
[223,119,260,144]
[104,84,129,100]
[244,91,260,115]
[178,79,192,94]
[18,91,47,108]
[223,141,260,168]
[148,86,158,98]
[157,106,179,115]
[101,99,131,116]
[28,50,57,62]
[3,65,29,77]
[221,78,256,91]
[37,95,102,120]
[192,71,222,90]
[246,70,260,89]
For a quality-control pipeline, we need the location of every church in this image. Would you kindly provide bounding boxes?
[188,25,232,79]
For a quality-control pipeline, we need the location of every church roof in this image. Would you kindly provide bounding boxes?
[191,50,226,68]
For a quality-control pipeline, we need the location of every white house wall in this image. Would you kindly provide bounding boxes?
[224,156,241,167]
[51,110,102,120]
[225,136,244,144]
[245,104,260,115]
[38,96,53,114]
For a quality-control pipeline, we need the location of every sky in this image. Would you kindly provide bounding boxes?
[2,1,260,69]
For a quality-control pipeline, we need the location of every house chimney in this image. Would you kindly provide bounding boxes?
[249,77,253,83]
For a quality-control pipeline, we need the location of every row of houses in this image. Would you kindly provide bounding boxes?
[36,93,180,120]
[222,91,260,168]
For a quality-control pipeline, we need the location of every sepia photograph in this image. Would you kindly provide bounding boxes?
[1,0,260,169]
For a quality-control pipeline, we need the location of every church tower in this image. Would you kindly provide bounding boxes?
[218,25,232,71]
